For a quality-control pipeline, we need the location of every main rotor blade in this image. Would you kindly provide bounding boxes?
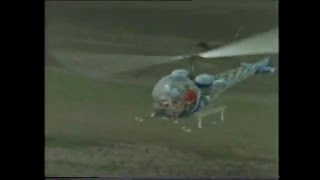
[49,50,182,79]
[198,28,278,58]
[49,28,279,81]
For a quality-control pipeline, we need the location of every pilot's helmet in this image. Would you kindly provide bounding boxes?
[169,88,181,101]
[164,84,171,93]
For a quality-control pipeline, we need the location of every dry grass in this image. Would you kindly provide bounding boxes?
[46,143,277,177]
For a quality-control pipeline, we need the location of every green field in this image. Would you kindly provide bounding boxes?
[45,1,278,177]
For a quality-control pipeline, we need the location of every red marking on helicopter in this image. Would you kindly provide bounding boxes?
[184,90,197,104]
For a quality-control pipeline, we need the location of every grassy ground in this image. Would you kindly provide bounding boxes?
[45,0,278,177]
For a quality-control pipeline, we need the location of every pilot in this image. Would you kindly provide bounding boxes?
[160,100,169,109]
[169,88,184,117]
[183,84,197,112]
[158,85,171,109]
[152,97,169,117]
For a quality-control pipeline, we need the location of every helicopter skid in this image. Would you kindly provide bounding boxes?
[194,105,226,128]
[182,126,192,133]
[134,112,172,122]
[135,105,226,132]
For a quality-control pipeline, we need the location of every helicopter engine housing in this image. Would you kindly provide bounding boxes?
[195,74,214,88]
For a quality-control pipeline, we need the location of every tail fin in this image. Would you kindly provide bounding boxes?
[240,57,276,74]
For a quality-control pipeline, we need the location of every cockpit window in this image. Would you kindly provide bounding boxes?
[152,74,201,118]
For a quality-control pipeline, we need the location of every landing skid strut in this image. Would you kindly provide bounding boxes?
[135,106,226,133]
[196,106,226,129]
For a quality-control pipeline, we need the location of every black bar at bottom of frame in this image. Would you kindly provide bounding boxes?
[45,177,279,180]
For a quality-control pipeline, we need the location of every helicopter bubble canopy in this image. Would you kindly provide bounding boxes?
[152,69,198,100]
[152,72,201,117]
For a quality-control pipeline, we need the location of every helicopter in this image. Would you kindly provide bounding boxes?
[134,28,278,132]
[49,27,278,132]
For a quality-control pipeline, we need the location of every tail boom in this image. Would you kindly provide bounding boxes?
[210,57,276,99]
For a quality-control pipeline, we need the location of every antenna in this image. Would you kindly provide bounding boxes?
[233,26,243,41]
[189,55,198,80]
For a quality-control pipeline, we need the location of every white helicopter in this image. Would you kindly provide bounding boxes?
[134,28,278,132]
